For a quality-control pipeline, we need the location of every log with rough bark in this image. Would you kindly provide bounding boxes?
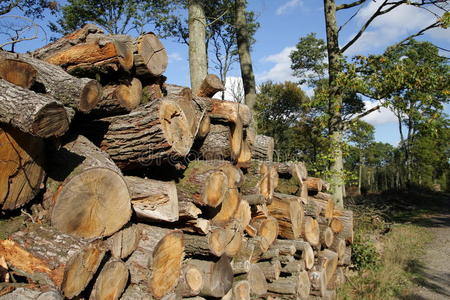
[333,209,354,244]
[0,126,45,210]
[188,256,233,298]
[124,176,179,222]
[91,77,142,116]
[251,135,274,161]
[303,216,320,248]
[308,193,335,219]
[230,242,254,275]
[127,225,184,299]
[37,32,134,74]
[0,288,62,300]
[276,240,314,270]
[106,224,142,259]
[0,79,69,138]
[257,260,281,282]
[175,264,203,297]
[133,32,168,77]
[267,193,304,239]
[177,160,240,207]
[198,121,243,161]
[0,51,102,112]
[240,162,275,201]
[81,98,194,169]
[197,74,224,97]
[0,225,106,299]
[267,272,310,299]
[89,258,129,300]
[45,135,132,238]
[235,264,267,297]
[318,249,338,288]
[193,97,252,127]
[305,177,329,193]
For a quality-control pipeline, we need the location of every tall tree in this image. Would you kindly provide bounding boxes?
[188,0,207,93]
[236,0,257,113]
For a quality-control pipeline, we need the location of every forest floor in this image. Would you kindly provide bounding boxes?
[338,188,450,299]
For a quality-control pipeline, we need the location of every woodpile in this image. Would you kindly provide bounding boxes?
[0,24,353,300]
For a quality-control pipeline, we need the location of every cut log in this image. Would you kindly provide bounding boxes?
[42,33,134,73]
[133,33,168,77]
[230,241,254,275]
[45,135,131,239]
[0,288,62,300]
[256,260,281,282]
[333,209,354,244]
[197,74,224,97]
[0,225,105,299]
[267,193,304,239]
[0,51,102,112]
[297,271,311,300]
[235,200,251,230]
[175,264,203,297]
[125,176,179,222]
[0,58,36,88]
[209,221,243,257]
[0,126,45,210]
[274,161,307,180]
[281,260,305,275]
[188,256,233,298]
[330,238,346,263]
[82,98,194,169]
[309,268,327,297]
[267,272,310,299]
[303,217,320,247]
[308,194,335,219]
[305,177,329,193]
[237,138,252,167]
[248,216,279,252]
[198,121,243,161]
[251,135,274,161]
[91,78,142,116]
[320,226,334,248]
[235,264,267,296]
[318,249,338,288]
[127,225,184,299]
[210,188,241,227]
[330,218,343,233]
[89,258,129,300]
[193,97,252,127]
[240,162,273,201]
[0,79,69,138]
[106,224,141,259]
[271,240,296,256]
[230,280,250,300]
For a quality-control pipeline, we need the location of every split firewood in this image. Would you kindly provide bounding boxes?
[126,225,184,299]
[235,264,267,297]
[44,135,132,238]
[267,193,304,239]
[90,77,142,116]
[89,258,129,300]
[188,256,233,298]
[333,209,354,244]
[251,135,274,161]
[0,80,69,138]
[106,224,142,259]
[0,225,105,299]
[124,176,179,222]
[79,98,194,169]
[197,74,224,98]
[0,51,102,112]
[175,264,204,297]
[0,126,45,210]
[133,32,168,77]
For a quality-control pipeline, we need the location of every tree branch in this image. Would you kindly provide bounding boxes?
[394,20,443,47]
[336,0,368,11]
[345,104,382,128]
[339,6,364,33]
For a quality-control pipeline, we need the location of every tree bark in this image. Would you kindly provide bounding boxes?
[0,225,106,299]
[236,0,257,114]
[188,0,208,94]
[0,125,45,210]
[0,51,102,112]
[45,135,132,239]
[251,135,274,161]
[0,79,69,138]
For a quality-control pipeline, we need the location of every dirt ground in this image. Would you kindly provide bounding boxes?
[404,212,450,300]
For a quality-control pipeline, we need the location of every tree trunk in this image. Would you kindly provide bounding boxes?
[0,225,106,299]
[324,0,344,208]
[133,33,168,77]
[89,258,129,300]
[45,135,132,239]
[0,51,102,112]
[126,225,184,299]
[80,98,194,169]
[236,0,257,113]
[197,74,225,97]
[125,176,179,222]
[0,79,69,138]
[0,126,45,210]
[188,0,208,94]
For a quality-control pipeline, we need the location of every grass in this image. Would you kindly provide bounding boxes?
[336,188,445,299]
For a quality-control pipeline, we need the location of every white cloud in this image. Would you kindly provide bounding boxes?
[344,2,449,55]
[361,101,397,125]
[213,76,244,102]
[168,52,182,63]
[276,0,303,15]
[257,46,296,82]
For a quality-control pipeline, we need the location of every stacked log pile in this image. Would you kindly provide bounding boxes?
[0,24,353,300]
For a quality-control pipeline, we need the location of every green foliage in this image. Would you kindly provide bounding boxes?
[352,234,380,270]
[0,0,55,18]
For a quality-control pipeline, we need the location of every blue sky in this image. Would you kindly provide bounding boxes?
[3,0,449,146]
